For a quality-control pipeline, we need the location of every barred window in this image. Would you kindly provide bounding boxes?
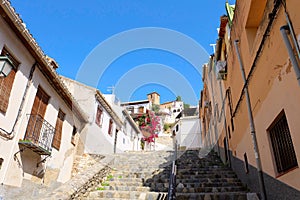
[268,112,298,175]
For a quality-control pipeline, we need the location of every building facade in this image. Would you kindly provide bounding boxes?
[61,78,141,154]
[200,0,300,199]
[0,0,88,188]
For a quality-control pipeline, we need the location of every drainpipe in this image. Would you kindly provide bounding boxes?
[280,25,300,86]
[0,62,37,185]
[283,8,300,60]
[208,57,220,155]
[0,62,37,139]
[234,40,267,200]
[218,84,231,168]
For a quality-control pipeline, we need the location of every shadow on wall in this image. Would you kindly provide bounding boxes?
[18,148,45,178]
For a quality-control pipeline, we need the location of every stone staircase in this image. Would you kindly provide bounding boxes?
[87,151,173,199]
[86,150,257,200]
[148,150,254,200]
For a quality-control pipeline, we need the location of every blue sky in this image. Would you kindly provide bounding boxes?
[10,0,235,105]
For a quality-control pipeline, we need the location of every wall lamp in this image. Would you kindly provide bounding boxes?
[0,55,14,77]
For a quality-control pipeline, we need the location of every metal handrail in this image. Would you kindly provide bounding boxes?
[167,139,177,200]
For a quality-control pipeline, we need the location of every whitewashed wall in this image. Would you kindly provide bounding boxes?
[174,117,202,150]
[0,15,84,186]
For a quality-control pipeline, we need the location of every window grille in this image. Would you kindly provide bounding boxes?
[269,113,298,174]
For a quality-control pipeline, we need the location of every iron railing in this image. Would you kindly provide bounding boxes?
[167,139,177,200]
[23,114,55,153]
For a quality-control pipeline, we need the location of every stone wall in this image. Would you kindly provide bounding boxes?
[43,156,114,200]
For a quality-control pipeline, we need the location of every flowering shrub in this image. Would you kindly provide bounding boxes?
[134,110,161,145]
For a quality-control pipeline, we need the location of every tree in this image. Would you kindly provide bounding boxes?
[176,96,182,101]
[152,104,160,114]
[184,103,190,109]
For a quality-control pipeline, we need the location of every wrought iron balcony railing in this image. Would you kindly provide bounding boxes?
[19,114,55,155]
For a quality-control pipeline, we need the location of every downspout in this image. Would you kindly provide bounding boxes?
[0,62,37,185]
[281,1,300,60]
[280,25,300,86]
[234,40,267,200]
[208,56,220,155]
[218,85,231,167]
[0,62,37,139]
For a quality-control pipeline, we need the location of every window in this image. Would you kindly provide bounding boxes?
[124,121,127,135]
[224,138,228,162]
[108,119,113,136]
[268,112,298,175]
[227,126,231,139]
[0,47,20,114]
[71,126,77,145]
[0,158,3,170]
[127,106,134,114]
[138,106,144,113]
[244,153,249,174]
[52,109,65,150]
[95,105,103,127]
[245,0,267,52]
[25,86,50,141]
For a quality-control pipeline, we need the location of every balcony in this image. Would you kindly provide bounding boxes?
[19,114,55,155]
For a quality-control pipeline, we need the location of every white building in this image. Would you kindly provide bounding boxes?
[121,100,151,114]
[61,78,141,154]
[160,101,183,124]
[0,0,88,188]
[172,116,202,150]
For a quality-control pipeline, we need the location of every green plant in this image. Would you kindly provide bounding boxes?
[101,182,109,186]
[96,187,105,190]
[107,174,113,180]
[118,175,122,178]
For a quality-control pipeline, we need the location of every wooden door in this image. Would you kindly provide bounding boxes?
[25,87,50,143]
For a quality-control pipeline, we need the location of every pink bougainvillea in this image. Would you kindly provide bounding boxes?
[135,110,161,144]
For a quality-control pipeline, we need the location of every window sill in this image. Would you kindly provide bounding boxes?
[275,166,299,178]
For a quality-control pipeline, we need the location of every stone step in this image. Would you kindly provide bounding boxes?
[109,177,144,182]
[151,171,237,177]
[108,181,144,187]
[143,183,245,193]
[175,192,248,200]
[88,190,144,199]
[176,186,246,193]
[145,177,242,184]
[147,174,239,181]
[144,181,244,189]
[99,185,150,192]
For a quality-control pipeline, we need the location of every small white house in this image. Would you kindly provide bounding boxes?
[0,0,88,188]
[172,116,202,150]
[160,101,184,124]
[121,99,151,114]
[61,78,141,154]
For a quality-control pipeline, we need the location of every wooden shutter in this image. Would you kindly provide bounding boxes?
[0,47,19,114]
[108,119,113,136]
[95,106,102,126]
[52,109,65,150]
[0,68,16,113]
[25,86,50,141]
[71,126,77,145]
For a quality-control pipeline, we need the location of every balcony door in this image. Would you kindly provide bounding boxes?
[25,86,50,143]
